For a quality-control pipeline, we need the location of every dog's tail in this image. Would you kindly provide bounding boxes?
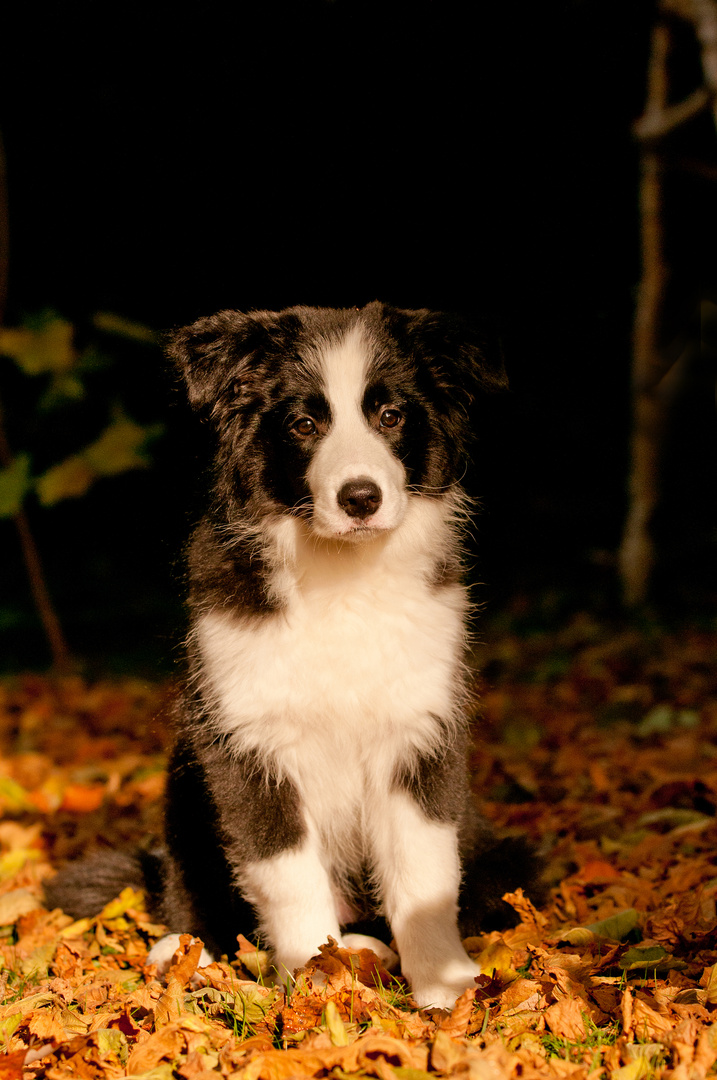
[459,834,547,937]
[44,848,166,920]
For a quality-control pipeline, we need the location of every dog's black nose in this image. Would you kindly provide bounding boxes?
[337,478,382,519]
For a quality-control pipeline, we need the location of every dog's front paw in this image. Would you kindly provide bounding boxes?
[408,958,482,1011]
[341,933,399,971]
[147,933,214,976]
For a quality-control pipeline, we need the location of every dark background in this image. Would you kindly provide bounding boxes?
[1,0,715,671]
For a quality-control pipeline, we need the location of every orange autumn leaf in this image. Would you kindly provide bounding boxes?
[0,1051,26,1080]
[59,784,105,813]
[576,859,622,883]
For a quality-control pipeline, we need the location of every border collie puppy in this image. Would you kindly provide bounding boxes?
[46,302,536,1010]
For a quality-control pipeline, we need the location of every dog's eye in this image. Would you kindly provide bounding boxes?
[379,407,403,430]
[291,417,317,438]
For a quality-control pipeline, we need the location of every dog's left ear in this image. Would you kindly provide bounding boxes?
[376,305,508,400]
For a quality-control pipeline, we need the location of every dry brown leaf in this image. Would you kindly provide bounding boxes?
[631,992,673,1040]
[543,995,587,1041]
[431,1028,466,1072]
[499,978,545,1015]
[125,1023,185,1074]
[502,888,548,933]
[27,1006,69,1042]
[167,934,206,987]
[438,985,476,1038]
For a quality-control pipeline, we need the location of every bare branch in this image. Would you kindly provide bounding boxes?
[692,0,717,132]
[0,129,72,669]
[633,85,712,141]
[619,23,672,607]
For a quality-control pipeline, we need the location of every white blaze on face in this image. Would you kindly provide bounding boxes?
[307,325,408,539]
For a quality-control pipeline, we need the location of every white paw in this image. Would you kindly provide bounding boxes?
[147,933,214,975]
[341,933,399,971]
[408,958,482,1010]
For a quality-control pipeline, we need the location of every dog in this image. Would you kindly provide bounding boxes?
[46,302,539,1010]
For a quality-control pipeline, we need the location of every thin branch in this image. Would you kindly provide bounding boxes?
[692,0,717,133]
[0,129,72,669]
[661,0,717,134]
[633,85,712,141]
[619,23,672,607]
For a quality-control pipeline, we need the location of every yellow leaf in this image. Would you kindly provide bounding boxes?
[611,1058,650,1080]
[0,317,76,375]
[0,1014,22,1043]
[0,776,35,813]
[474,938,516,979]
[100,886,145,920]
[36,455,95,506]
[83,416,160,476]
[701,964,717,1004]
[0,849,41,879]
[93,311,157,343]
[325,999,349,1046]
[560,927,595,945]
[59,916,94,938]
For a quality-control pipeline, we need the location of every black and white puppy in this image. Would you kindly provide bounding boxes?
[47,302,534,1010]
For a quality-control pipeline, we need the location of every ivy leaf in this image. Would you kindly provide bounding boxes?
[38,371,87,411]
[84,415,163,477]
[92,311,157,344]
[36,456,95,506]
[0,453,32,517]
[0,313,76,375]
[34,416,164,506]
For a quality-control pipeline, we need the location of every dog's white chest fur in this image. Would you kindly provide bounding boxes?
[196,512,467,783]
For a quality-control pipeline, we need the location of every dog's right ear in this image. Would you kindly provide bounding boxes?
[166,310,281,410]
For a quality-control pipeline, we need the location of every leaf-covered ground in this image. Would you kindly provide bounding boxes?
[1,609,717,1079]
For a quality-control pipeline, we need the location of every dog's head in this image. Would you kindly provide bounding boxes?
[167,302,507,540]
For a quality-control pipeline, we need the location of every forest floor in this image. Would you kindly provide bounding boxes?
[1,603,717,1079]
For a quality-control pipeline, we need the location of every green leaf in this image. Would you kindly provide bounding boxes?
[36,456,95,506]
[560,908,639,945]
[619,945,667,969]
[0,775,35,812]
[0,313,76,375]
[83,416,163,477]
[619,945,686,972]
[587,908,639,940]
[0,454,32,517]
[38,371,87,411]
[636,807,710,830]
[635,705,700,738]
[92,311,157,344]
[96,1028,128,1064]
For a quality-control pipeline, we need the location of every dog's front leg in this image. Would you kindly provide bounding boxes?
[371,791,481,1010]
[239,835,342,983]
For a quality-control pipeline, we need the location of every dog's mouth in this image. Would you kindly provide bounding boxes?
[313,517,391,542]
